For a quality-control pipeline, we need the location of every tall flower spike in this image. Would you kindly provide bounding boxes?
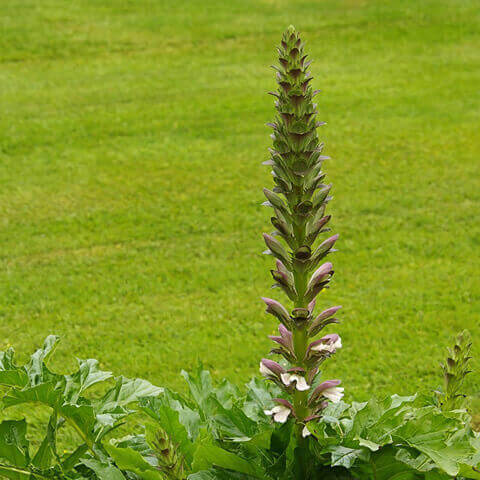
[261,25,343,436]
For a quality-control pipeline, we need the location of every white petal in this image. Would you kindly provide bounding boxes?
[302,425,312,437]
[334,337,342,349]
[273,405,291,423]
[260,362,273,377]
[311,343,335,353]
[281,373,310,391]
[322,387,344,403]
[264,406,280,416]
[294,376,311,391]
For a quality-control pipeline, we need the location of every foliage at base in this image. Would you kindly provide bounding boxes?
[0,339,479,479]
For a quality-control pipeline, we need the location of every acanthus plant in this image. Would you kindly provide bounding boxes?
[0,26,479,480]
[259,23,344,442]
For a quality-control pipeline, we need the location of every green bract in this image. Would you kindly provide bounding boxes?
[0,26,478,480]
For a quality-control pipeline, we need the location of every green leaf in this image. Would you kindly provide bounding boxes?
[188,468,262,480]
[140,396,195,465]
[209,400,260,441]
[458,463,480,479]
[59,403,97,440]
[346,395,415,446]
[63,359,113,403]
[97,377,163,414]
[3,381,63,409]
[175,370,265,443]
[24,335,60,386]
[110,435,161,469]
[191,443,266,478]
[81,458,127,480]
[242,378,278,422]
[355,446,423,480]
[214,379,240,410]
[188,471,216,480]
[145,389,201,441]
[0,348,16,370]
[395,407,473,476]
[0,371,28,388]
[3,384,97,444]
[324,445,369,469]
[181,368,214,417]
[104,444,163,480]
[0,420,29,468]
[95,376,163,432]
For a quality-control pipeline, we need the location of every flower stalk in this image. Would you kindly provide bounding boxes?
[261,26,343,436]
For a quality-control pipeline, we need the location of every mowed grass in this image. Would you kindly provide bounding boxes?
[1,0,479,405]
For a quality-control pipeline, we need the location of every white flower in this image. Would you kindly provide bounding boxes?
[311,335,342,354]
[321,386,344,403]
[280,373,310,391]
[264,405,291,423]
[302,425,312,438]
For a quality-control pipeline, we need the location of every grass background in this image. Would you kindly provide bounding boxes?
[1,0,479,406]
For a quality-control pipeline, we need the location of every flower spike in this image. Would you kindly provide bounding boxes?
[259,26,343,435]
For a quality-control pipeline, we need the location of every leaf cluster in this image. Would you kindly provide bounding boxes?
[1,339,479,480]
[0,336,162,480]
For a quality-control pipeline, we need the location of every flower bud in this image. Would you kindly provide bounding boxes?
[270,269,296,300]
[271,216,293,239]
[305,215,331,244]
[308,262,333,287]
[308,306,342,336]
[263,233,291,266]
[312,184,332,209]
[276,259,291,277]
[261,297,291,325]
[301,415,321,438]
[263,188,289,214]
[310,234,339,267]
[268,324,295,358]
[304,262,333,302]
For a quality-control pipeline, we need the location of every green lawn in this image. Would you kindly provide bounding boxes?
[1,0,479,404]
